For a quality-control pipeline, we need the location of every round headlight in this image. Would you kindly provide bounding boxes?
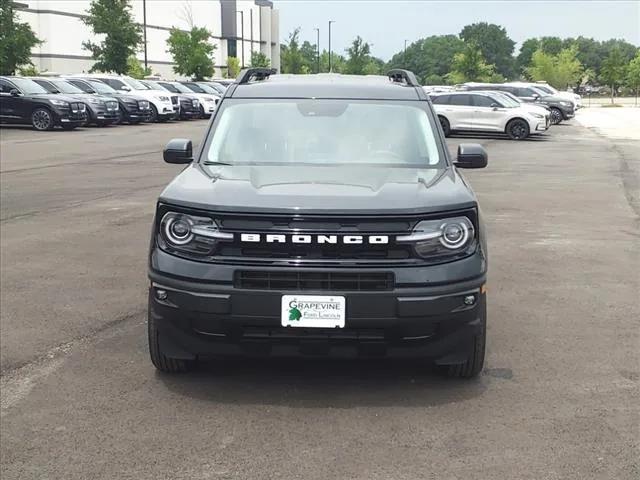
[440,221,470,249]
[164,216,193,245]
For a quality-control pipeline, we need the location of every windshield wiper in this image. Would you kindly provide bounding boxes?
[202,161,233,166]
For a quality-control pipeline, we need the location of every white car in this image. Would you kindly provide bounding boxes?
[533,82,582,108]
[431,91,548,140]
[489,91,551,124]
[157,81,218,118]
[69,74,176,122]
[179,81,221,118]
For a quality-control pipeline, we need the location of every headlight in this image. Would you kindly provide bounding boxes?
[87,98,103,105]
[531,113,544,119]
[560,101,572,107]
[397,216,475,259]
[158,212,232,257]
[138,100,149,109]
[156,95,170,102]
[49,99,69,107]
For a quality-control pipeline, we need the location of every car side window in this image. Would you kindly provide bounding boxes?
[431,95,450,105]
[517,88,534,97]
[100,78,126,90]
[472,95,495,107]
[0,79,16,94]
[69,80,90,93]
[449,95,472,106]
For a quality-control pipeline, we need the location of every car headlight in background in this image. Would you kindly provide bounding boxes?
[531,113,544,119]
[397,216,476,259]
[559,101,572,107]
[158,212,232,257]
[49,99,69,107]
[138,100,150,109]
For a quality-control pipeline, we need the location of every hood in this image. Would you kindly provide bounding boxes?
[538,95,574,106]
[159,164,477,215]
[31,93,86,103]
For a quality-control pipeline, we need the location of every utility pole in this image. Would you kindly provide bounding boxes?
[237,10,245,67]
[314,27,320,73]
[328,20,335,72]
[404,39,408,67]
[143,0,148,69]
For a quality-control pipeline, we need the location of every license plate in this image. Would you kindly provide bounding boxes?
[281,295,345,328]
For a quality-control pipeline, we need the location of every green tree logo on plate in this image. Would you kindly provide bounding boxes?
[289,306,302,321]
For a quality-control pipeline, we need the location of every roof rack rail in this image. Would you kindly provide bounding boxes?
[236,67,277,84]
[387,69,420,87]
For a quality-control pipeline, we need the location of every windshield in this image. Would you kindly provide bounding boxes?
[142,80,167,91]
[88,80,116,94]
[50,80,84,94]
[531,86,548,97]
[492,92,520,108]
[183,83,205,93]
[205,100,442,168]
[11,78,49,95]
[123,77,150,90]
[158,82,180,93]
[536,84,556,94]
[195,83,218,95]
[166,82,192,94]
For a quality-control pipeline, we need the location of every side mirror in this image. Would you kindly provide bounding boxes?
[490,103,500,110]
[9,89,20,97]
[87,89,96,94]
[121,85,131,92]
[163,138,193,164]
[454,144,487,169]
[532,94,540,100]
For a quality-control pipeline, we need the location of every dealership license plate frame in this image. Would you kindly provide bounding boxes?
[281,295,346,328]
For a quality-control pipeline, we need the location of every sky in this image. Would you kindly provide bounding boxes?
[274,0,640,60]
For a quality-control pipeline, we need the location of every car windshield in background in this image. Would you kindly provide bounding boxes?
[491,92,520,108]
[535,85,554,95]
[183,83,205,93]
[125,77,150,90]
[143,80,167,91]
[50,80,84,94]
[11,78,49,95]
[88,80,116,94]
[195,83,218,94]
[167,83,194,94]
[531,86,549,97]
[205,100,442,168]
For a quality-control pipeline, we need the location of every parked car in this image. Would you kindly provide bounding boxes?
[148,68,489,378]
[64,77,151,124]
[533,81,582,108]
[179,81,220,117]
[69,74,176,122]
[431,91,548,140]
[462,83,575,125]
[478,90,551,124]
[140,80,200,120]
[201,81,227,95]
[30,77,119,126]
[153,80,213,119]
[0,76,87,131]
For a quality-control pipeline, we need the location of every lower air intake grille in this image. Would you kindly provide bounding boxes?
[235,271,395,291]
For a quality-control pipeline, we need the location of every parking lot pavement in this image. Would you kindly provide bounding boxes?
[1,121,639,479]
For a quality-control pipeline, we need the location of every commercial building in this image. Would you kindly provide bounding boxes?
[15,0,280,78]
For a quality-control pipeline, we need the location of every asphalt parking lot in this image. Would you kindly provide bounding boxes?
[1,115,638,479]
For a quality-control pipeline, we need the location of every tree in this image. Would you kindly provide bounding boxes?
[386,35,465,83]
[82,0,142,74]
[446,42,501,84]
[126,55,151,79]
[626,51,640,105]
[600,47,627,103]
[526,46,582,90]
[300,40,318,72]
[344,36,373,75]
[166,26,216,80]
[516,38,540,74]
[280,28,304,74]
[363,57,384,75]
[0,0,42,75]
[319,49,346,73]
[250,51,270,68]
[459,22,515,78]
[227,56,240,78]
[539,36,563,55]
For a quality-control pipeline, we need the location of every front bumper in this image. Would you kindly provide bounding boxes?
[148,248,487,363]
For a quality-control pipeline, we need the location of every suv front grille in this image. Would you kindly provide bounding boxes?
[235,271,395,291]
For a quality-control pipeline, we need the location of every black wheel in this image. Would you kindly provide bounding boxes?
[438,116,451,137]
[549,108,563,125]
[31,108,54,131]
[149,104,159,122]
[199,105,206,119]
[446,299,486,378]
[506,118,530,140]
[148,307,193,373]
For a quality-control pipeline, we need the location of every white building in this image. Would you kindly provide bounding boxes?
[16,0,280,78]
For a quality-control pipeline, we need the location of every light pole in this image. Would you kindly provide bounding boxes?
[143,0,148,69]
[236,10,245,67]
[404,39,408,67]
[314,27,320,73]
[328,20,335,72]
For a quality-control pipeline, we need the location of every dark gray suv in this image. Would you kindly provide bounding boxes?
[148,69,489,378]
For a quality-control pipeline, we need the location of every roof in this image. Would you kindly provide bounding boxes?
[230,74,423,100]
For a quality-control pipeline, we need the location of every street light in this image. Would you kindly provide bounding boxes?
[236,10,245,68]
[404,39,408,67]
[143,0,148,69]
[328,20,336,73]
[314,27,320,73]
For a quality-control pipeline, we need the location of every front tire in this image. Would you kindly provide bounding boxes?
[446,300,486,378]
[31,108,54,131]
[549,108,563,125]
[506,118,530,140]
[148,307,193,373]
[149,104,159,123]
[438,116,451,137]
